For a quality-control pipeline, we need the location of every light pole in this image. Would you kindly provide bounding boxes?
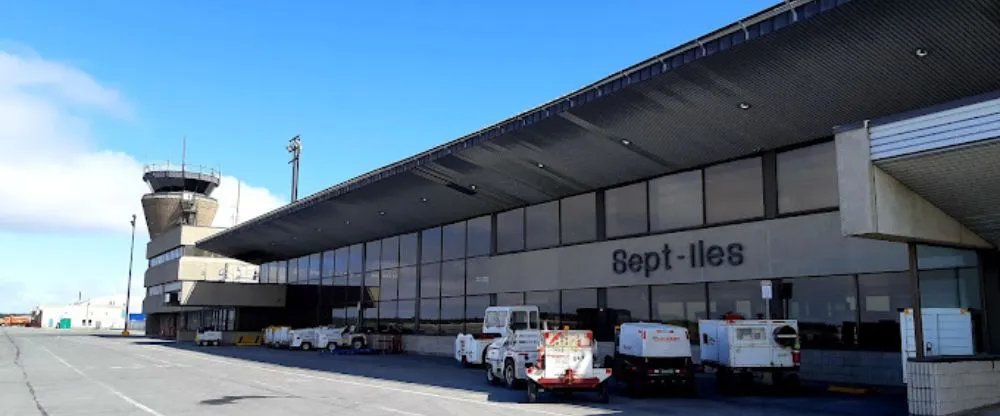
[122,214,137,336]
[287,135,302,202]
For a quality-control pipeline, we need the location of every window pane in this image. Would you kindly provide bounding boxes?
[705,157,764,223]
[917,245,978,269]
[378,301,397,332]
[561,193,596,244]
[379,268,398,301]
[526,201,559,249]
[858,272,910,352]
[607,286,650,322]
[526,291,559,329]
[398,299,416,333]
[958,267,982,309]
[365,240,381,271]
[708,280,769,319]
[321,251,335,277]
[652,283,707,343]
[466,215,492,257]
[364,271,379,303]
[560,289,597,330]
[399,233,419,267]
[605,182,649,237]
[442,221,467,261]
[349,244,364,274]
[309,253,321,280]
[441,260,465,297]
[421,227,442,264]
[466,295,491,333]
[786,275,858,349]
[465,257,489,295]
[497,292,524,306]
[777,141,838,213]
[649,170,704,231]
[419,263,440,299]
[334,248,348,276]
[419,298,440,334]
[380,236,400,269]
[497,208,525,253]
[276,260,287,283]
[398,266,418,300]
[441,297,464,335]
[362,302,379,330]
[288,258,300,283]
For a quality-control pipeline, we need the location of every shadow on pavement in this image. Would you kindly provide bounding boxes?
[102,335,908,415]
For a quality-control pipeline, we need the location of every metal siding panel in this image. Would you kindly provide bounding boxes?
[871,98,1000,159]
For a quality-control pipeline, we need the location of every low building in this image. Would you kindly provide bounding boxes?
[195,0,1000,409]
[140,163,286,341]
[32,295,139,330]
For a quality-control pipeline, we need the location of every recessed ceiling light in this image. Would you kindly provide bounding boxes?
[378,211,385,215]
[738,102,751,110]
[344,220,350,225]
[536,162,545,168]
[315,228,322,232]
[420,197,428,202]
[469,184,478,191]
[620,139,631,146]
[915,48,928,58]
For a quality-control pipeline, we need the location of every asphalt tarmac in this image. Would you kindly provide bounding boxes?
[1,327,909,416]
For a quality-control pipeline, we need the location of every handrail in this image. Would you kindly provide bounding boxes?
[144,162,222,178]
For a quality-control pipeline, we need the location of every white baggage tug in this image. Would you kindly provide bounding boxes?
[699,317,802,394]
[524,328,612,403]
[483,306,542,389]
[456,306,539,367]
[613,322,696,396]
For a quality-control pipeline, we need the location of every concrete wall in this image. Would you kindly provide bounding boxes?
[836,126,991,248]
[401,335,454,357]
[141,193,219,239]
[141,295,196,315]
[145,257,259,287]
[908,358,1000,416]
[472,211,908,295]
[181,281,285,308]
[147,225,227,259]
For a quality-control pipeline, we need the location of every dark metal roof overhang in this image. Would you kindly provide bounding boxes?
[198,0,1000,263]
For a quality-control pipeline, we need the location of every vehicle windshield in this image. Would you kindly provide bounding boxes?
[510,311,538,330]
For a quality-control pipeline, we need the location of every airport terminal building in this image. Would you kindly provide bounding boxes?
[195,0,1000,388]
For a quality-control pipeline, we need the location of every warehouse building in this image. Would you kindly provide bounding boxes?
[196,0,1000,389]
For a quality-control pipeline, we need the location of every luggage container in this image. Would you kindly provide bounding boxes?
[699,319,801,394]
[900,308,976,383]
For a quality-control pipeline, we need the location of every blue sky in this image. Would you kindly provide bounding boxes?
[0,1,776,313]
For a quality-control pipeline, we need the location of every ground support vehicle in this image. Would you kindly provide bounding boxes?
[289,326,352,351]
[195,327,222,347]
[699,319,801,395]
[524,329,612,403]
[614,322,696,397]
[317,325,369,351]
[264,326,291,348]
[456,305,538,367]
[484,307,542,389]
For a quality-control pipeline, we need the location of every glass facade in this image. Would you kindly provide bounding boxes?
[252,141,985,353]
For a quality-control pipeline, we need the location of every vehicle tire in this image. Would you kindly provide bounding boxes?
[301,342,312,351]
[716,368,734,396]
[503,359,518,389]
[596,383,610,404]
[351,338,365,350]
[527,382,539,403]
[486,363,501,385]
[213,341,220,347]
[684,377,699,398]
[199,341,205,347]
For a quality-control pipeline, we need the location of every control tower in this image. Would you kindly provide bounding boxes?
[141,163,222,237]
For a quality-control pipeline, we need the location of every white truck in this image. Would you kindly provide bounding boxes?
[699,319,801,394]
[456,305,538,367]
[484,306,543,389]
[525,329,612,403]
[318,325,369,351]
[265,326,292,348]
[613,322,696,396]
[195,327,222,347]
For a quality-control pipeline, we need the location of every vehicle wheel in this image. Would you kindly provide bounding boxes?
[596,383,610,404]
[301,342,312,351]
[527,382,539,403]
[716,368,734,396]
[213,341,220,347]
[351,338,365,349]
[198,341,205,347]
[684,378,699,397]
[503,359,518,389]
[486,363,500,385]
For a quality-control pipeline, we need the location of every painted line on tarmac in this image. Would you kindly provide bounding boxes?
[142,343,586,416]
[28,340,167,416]
[374,405,427,416]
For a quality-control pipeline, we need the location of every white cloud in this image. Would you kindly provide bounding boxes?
[0,48,284,236]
